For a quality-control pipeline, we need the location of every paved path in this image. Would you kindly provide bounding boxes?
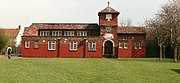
[0,55,21,59]
[0,55,6,58]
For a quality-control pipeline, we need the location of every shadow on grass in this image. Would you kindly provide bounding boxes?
[115,58,177,63]
[171,69,180,74]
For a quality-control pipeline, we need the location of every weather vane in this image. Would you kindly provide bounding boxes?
[108,2,110,7]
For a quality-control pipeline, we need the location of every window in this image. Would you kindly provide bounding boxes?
[40,31,49,36]
[139,42,142,49]
[134,42,142,49]
[64,31,74,36]
[119,42,123,49]
[34,41,38,48]
[134,42,138,49]
[106,14,112,21]
[77,31,87,36]
[52,31,62,36]
[124,42,128,49]
[25,41,30,48]
[88,42,96,51]
[70,41,77,50]
[48,41,56,50]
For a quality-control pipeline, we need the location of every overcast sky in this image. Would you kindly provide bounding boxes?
[0,0,169,28]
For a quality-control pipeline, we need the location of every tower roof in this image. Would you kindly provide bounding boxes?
[98,2,120,14]
[99,7,120,14]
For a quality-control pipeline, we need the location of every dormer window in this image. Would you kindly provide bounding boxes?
[64,31,74,36]
[77,31,87,36]
[52,31,62,36]
[40,31,49,36]
[106,14,112,21]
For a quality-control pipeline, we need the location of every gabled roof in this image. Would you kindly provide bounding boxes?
[23,23,99,36]
[98,7,120,14]
[0,28,19,38]
[32,23,99,30]
[118,26,146,35]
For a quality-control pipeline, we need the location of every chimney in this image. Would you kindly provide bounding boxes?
[18,25,21,29]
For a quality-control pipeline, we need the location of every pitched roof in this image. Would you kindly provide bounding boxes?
[23,23,99,36]
[0,28,19,38]
[32,23,99,30]
[118,26,146,34]
[99,7,120,14]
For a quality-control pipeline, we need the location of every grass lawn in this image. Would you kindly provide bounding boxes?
[0,58,179,83]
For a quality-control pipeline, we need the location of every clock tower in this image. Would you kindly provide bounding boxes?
[98,2,120,57]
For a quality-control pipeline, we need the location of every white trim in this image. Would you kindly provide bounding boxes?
[77,31,87,36]
[134,42,138,49]
[124,42,128,49]
[64,31,74,36]
[25,41,30,48]
[40,31,49,36]
[52,31,62,36]
[119,42,123,49]
[88,42,96,51]
[48,41,56,50]
[139,42,142,49]
[34,41,39,48]
[70,41,77,50]
[106,14,112,21]
[103,39,115,55]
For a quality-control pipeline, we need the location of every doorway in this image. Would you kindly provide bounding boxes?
[103,40,114,58]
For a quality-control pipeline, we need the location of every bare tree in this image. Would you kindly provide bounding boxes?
[146,0,180,62]
[161,0,180,62]
[147,17,170,61]
[119,19,133,27]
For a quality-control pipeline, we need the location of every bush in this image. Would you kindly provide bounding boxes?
[0,30,9,52]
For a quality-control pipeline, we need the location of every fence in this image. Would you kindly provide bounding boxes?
[15,46,21,56]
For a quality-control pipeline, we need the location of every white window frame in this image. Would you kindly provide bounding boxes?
[70,41,77,50]
[64,31,74,36]
[139,42,142,49]
[48,41,56,50]
[106,14,112,21]
[25,41,30,48]
[88,42,96,51]
[134,42,138,49]
[40,31,49,36]
[77,31,87,36]
[34,41,39,48]
[52,31,62,36]
[119,42,123,49]
[124,42,128,49]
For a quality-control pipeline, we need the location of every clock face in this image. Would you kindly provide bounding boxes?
[106,27,112,32]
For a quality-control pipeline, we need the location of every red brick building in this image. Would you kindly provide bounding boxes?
[22,5,146,58]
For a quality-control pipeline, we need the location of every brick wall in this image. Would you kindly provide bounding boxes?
[117,34,146,58]
[99,14,119,27]
[118,41,133,58]
[132,46,146,58]
[21,37,103,58]
[21,37,58,57]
